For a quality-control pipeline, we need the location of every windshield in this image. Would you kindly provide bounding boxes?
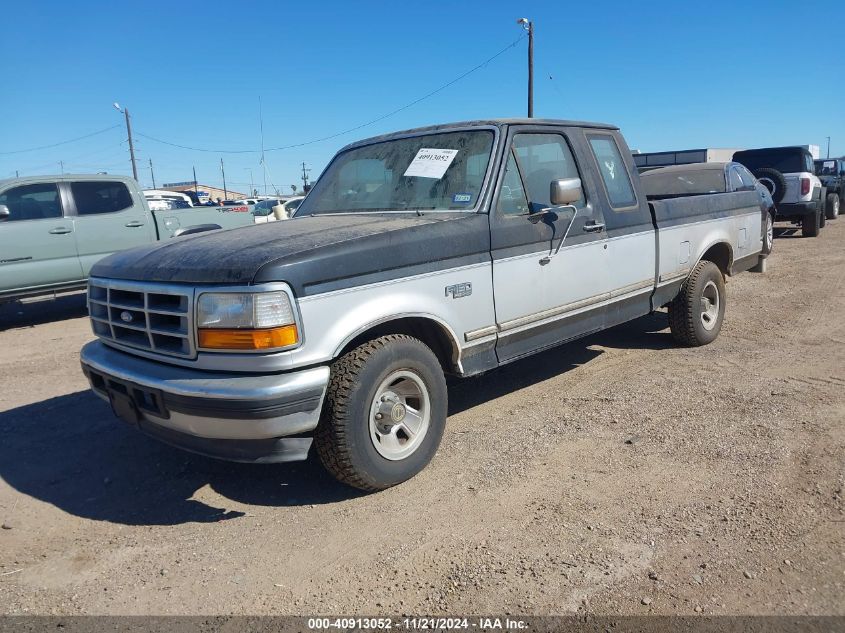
[295,130,495,215]
[641,168,726,197]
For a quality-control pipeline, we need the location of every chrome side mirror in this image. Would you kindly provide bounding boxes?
[0,204,10,221]
[550,178,583,207]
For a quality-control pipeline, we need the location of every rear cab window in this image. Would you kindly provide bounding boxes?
[587,134,637,209]
[71,181,134,215]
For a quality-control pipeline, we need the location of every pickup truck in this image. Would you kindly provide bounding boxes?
[0,174,254,302]
[814,158,843,220]
[79,118,765,491]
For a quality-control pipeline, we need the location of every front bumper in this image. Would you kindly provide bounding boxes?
[80,341,329,463]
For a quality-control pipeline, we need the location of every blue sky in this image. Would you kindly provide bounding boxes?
[1,0,842,194]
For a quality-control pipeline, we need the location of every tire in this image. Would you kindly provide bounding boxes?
[802,208,820,237]
[826,193,840,220]
[761,211,774,256]
[314,334,447,491]
[753,168,788,204]
[668,260,726,347]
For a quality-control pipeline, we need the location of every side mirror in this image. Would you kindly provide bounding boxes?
[0,204,10,221]
[550,178,583,206]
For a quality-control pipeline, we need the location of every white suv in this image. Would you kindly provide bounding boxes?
[733,147,825,237]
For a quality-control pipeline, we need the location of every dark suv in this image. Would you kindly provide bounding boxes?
[733,147,826,237]
[814,158,843,220]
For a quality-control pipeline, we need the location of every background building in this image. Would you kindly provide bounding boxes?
[162,181,246,203]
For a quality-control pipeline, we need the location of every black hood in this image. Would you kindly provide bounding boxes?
[91,213,491,296]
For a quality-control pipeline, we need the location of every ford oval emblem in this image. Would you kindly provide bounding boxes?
[120,311,134,323]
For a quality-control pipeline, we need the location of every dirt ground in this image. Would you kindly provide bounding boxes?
[0,220,842,617]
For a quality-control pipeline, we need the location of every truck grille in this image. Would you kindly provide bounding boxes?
[88,279,195,358]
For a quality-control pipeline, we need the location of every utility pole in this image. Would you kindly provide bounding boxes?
[113,103,138,181]
[59,161,64,175]
[220,158,228,200]
[193,166,199,198]
[826,136,831,159]
[15,170,19,178]
[517,18,534,117]
[124,108,138,181]
[301,162,311,191]
[259,96,268,195]
[245,168,254,197]
[149,159,156,189]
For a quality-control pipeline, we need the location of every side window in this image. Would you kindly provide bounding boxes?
[511,133,584,212]
[497,151,530,216]
[71,181,133,215]
[0,183,62,222]
[728,167,744,191]
[588,135,637,209]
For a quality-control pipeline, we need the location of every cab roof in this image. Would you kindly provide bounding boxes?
[343,118,618,151]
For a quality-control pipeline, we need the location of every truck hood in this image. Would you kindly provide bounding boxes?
[91,213,491,296]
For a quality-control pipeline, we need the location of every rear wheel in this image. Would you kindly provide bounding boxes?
[668,260,726,347]
[762,211,774,255]
[826,193,840,220]
[802,208,820,237]
[315,334,447,491]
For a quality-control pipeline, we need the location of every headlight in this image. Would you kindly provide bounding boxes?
[196,291,300,351]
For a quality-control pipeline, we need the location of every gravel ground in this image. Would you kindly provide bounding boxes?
[0,220,843,616]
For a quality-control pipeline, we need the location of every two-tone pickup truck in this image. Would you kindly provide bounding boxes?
[0,174,253,302]
[80,118,765,491]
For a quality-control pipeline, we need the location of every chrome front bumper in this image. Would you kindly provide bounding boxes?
[80,341,330,463]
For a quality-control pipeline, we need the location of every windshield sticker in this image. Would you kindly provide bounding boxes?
[403,148,459,179]
[452,193,473,204]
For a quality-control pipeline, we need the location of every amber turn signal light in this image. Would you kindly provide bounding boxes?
[198,324,299,350]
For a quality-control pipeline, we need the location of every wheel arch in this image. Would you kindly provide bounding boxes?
[696,240,733,277]
[333,314,462,375]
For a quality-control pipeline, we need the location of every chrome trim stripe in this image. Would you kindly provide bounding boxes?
[466,277,654,342]
[297,261,491,301]
[464,325,497,342]
[609,279,654,299]
[498,291,611,333]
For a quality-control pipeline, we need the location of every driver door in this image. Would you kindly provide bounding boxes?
[491,128,609,363]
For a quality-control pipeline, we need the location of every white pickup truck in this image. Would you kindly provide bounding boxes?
[80,119,766,491]
[0,174,254,302]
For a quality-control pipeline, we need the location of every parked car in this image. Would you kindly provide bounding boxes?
[641,161,775,256]
[80,118,765,491]
[143,189,193,208]
[732,147,826,237]
[0,174,255,302]
[814,158,844,220]
[252,196,304,223]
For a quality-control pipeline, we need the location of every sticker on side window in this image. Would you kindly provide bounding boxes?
[403,148,459,179]
[452,193,472,204]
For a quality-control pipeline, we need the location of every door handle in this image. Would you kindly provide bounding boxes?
[125,221,145,228]
[48,227,72,234]
[582,222,605,233]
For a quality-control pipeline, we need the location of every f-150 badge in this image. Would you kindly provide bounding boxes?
[445,283,472,299]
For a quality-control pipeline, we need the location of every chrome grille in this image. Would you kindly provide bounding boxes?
[88,278,195,358]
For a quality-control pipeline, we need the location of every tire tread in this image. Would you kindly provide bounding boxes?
[315,334,423,492]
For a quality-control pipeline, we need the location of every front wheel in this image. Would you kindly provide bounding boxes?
[668,260,726,346]
[314,334,447,491]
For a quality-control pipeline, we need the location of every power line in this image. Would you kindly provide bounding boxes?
[0,124,122,155]
[135,34,526,155]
